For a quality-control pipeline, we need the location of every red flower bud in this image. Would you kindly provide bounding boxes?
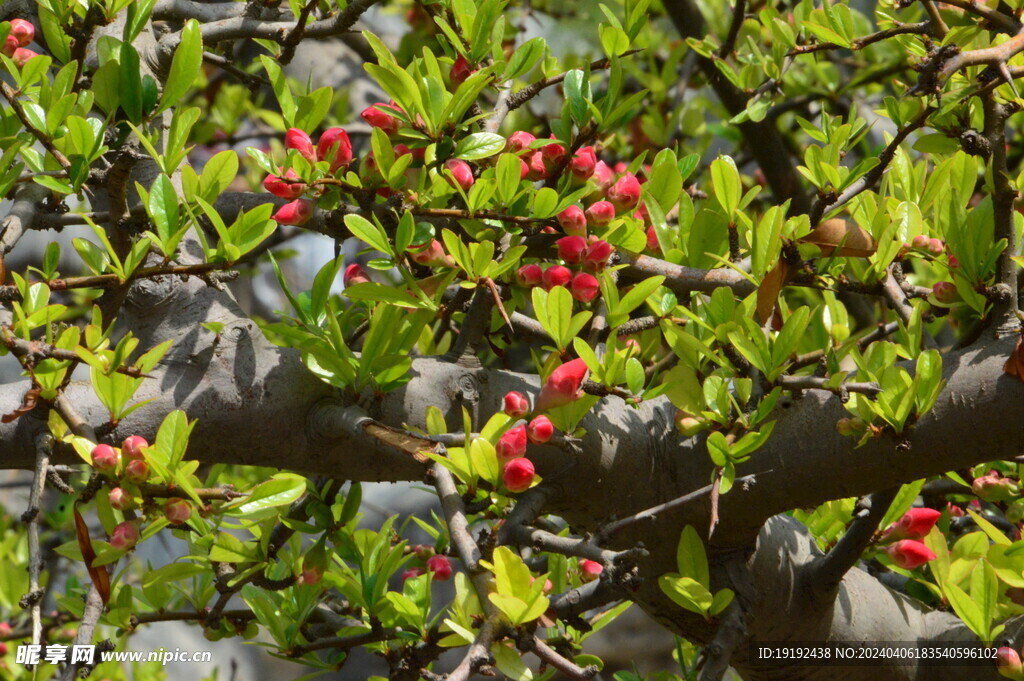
[507,131,536,153]
[516,264,543,287]
[519,158,530,180]
[91,444,119,473]
[496,425,527,461]
[927,238,944,255]
[557,205,587,237]
[885,539,936,569]
[317,127,352,173]
[542,265,572,290]
[607,172,642,211]
[263,169,306,200]
[299,565,324,586]
[591,161,613,191]
[108,487,132,511]
[556,236,587,264]
[110,521,141,551]
[361,102,403,135]
[11,47,36,67]
[526,152,548,181]
[426,555,453,581]
[451,55,475,86]
[285,128,315,164]
[585,201,615,227]
[646,226,660,253]
[402,567,425,581]
[884,508,941,541]
[122,435,148,461]
[272,198,315,225]
[410,240,452,267]
[613,161,628,174]
[444,158,475,191]
[124,459,150,484]
[536,358,588,412]
[570,272,600,303]
[164,498,192,525]
[932,281,956,304]
[527,415,554,444]
[948,254,960,269]
[911,234,929,249]
[2,35,17,57]
[503,391,530,418]
[579,559,603,583]
[9,19,34,47]
[997,647,1023,677]
[344,263,370,287]
[570,146,597,180]
[584,238,613,271]
[541,136,566,169]
[502,457,535,492]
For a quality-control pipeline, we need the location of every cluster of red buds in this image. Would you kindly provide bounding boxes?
[402,547,453,581]
[493,360,589,492]
[1,19,36,67]
[878,508,940,570]
[264,127,353,226]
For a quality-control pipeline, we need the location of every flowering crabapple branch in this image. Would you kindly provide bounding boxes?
[925,0,1021,33]
[787,21,932,56]
[0,263,238,301]
[0,81,72,171]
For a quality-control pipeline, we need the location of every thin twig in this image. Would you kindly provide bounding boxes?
[0,81,71,171]
[25,433,53,648]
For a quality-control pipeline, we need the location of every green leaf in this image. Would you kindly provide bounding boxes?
[710,156,741,218]
[532,187,558,219]
[229,474,307,515]
[156,20,202,115]
[454,133,506,161]
[345,214,394,256]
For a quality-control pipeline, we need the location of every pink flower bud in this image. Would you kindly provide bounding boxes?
[536,358,588,412]
[516,264,543,287]
[299,565,324,586]
[285,128,316,165]
[885,539,936,569]
[361,102,403,135]
[402,567,425,581]
[526,152,548,181]
[591,161,613,191]
[164,498,192,525]
[344,263,370,287]
[948,254,960,269]
[973,472,1017,501]
[497,425,528,461]
[410,240,452,267]
[122,435,148,461]
[570,146,597,180]
[426,555,453,580]
[585,201,615,227]
[11,47,35,67]
[527,415,554,444]
[2,35,17,57]
[927,238,944,255]
[557,236,587,264]
[607,172,642,212]
[91,444,119,473]
[108,487,132,511]
[450,55,474,86]
[884,508,941,541]
[507,131,536,153]
[519,158,530,180]
[124,459,149,484]
[541,136,566,169]
[570,272,600,303]
[317,128,352,173]
[110,521,141,551]
[932,281,956,304]
[502,457,535,492]
[579,559,603,583]
[263,169,306,200]
[911,234,929,249]
[997,647,1023,677]
[503,391,530,418]
[946,501,965,517]
[542,265,572,290]
[646,226,660,253]
[613,162,628,174]
[557,205,587,237]
[272,198,315,226]
[9,19,34,47]
[584,239,613,271]
[444,158,475,191]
